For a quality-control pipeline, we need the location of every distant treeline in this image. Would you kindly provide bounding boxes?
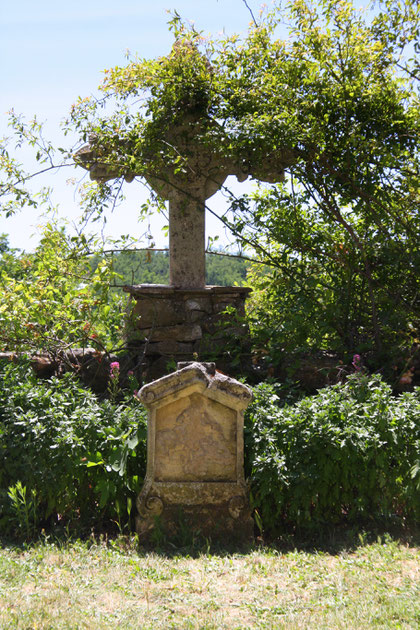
[107,250,250,286]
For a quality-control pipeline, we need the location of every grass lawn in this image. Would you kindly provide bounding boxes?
[0,535,419,629]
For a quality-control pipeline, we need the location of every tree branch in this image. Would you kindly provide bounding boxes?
[241,0,258,27]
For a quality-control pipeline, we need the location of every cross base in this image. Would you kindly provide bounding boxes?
[124,284,252,380]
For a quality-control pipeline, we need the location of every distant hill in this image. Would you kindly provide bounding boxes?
[109,250,250,287]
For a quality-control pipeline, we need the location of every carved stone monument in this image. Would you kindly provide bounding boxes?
[135,361,254,542]
[75,43,291,375]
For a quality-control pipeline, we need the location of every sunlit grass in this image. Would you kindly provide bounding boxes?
[0,535,418,629]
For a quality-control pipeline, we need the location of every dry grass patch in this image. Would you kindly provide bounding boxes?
[0,536,419,629]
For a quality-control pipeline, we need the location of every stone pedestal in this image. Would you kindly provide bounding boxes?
[124,284,252,379]
[135,361,254,543]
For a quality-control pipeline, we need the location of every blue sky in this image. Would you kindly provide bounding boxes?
[0,0,263,251]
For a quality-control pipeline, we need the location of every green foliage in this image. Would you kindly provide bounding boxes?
[0,233,23,279]
[1,360,419,541]
[109,249,170,285]
[0,360,147,538]
[245,374,420,536]
[7,481,39,540]
[224,0,420,370]
[0,112,58,216]
[0,225,126,357]
[205,252,249,287]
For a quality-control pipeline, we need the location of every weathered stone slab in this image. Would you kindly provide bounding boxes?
[154,393,237,482]
[135,362,254,543]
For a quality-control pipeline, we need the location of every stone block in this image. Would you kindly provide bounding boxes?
[212,299,239,314]
[185,298,212,323]
[138,324,203,343]
[156,340,194,355]
[185,297,212,312]
[133,298,184,329]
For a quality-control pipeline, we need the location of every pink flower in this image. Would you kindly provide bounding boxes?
[352,354,362,371]
[109,361,120,378]
[127,370,134,376]
[399,367,414,386]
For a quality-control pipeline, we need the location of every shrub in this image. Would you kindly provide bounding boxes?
[245,374,420,536]
[2,362,419,541]
[0,360,147,538]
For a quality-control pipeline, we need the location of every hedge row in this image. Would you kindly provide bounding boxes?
[0,361,419,539]
[245,375,420,535]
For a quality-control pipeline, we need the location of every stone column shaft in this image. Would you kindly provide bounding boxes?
[169,191,206,289]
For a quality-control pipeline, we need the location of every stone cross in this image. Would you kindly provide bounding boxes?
[75,48,292,289]
[141,116,250,289]
[76,116,289,289]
